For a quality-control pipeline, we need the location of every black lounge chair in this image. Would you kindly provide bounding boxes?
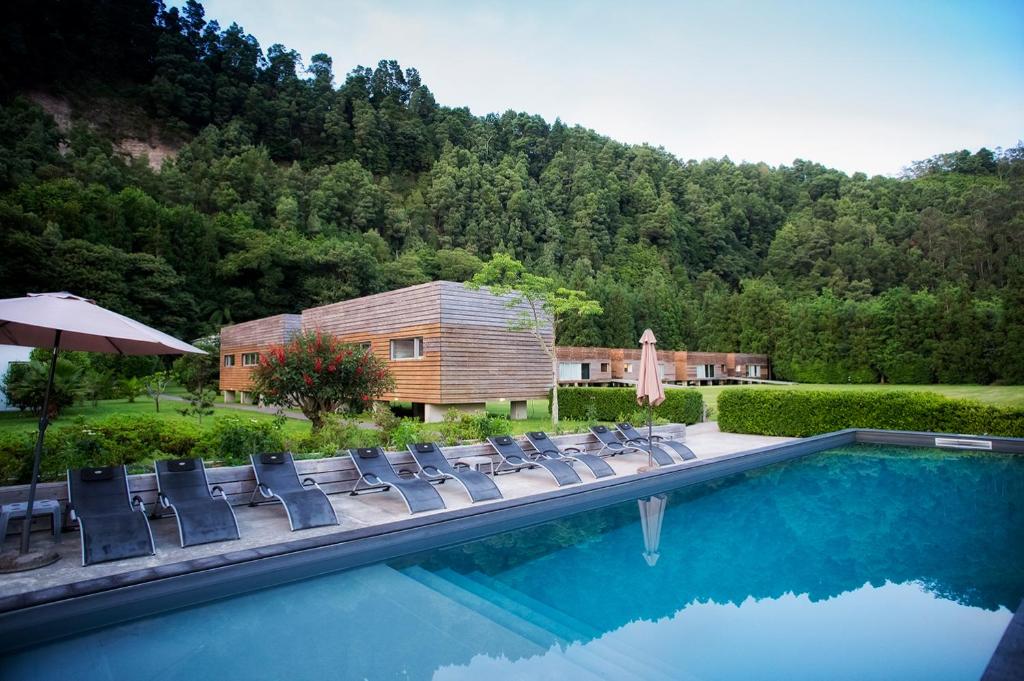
[249,452,338,530]
[68,465,155,566]
[154,458,241,547]
[589,425,675,466]
[349,447,446,514]
[616,422,697,461]
[407,442,502,502]
[487,436,582,486]
[524,431,615,479]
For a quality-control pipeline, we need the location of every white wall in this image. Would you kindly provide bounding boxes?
[0,345,33,410]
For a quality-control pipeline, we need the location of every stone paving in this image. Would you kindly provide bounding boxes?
[0,423,792,599]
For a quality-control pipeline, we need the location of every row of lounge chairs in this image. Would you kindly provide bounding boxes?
[64,424,695,565]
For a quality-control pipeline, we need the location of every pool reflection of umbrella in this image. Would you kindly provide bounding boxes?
[0,292,204,571]
[638,494,668,566]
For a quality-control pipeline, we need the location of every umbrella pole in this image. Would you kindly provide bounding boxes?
[647,396,653,470]
[19,330,61,555]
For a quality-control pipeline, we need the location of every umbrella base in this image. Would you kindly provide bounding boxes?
[0,549,61,573]
[637,465,657,473]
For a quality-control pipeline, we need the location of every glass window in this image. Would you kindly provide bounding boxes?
[242,352,260,366]
[223,354,235,367]
[624,363,634,374]
[390,337,423,360]
[600,363,609,373]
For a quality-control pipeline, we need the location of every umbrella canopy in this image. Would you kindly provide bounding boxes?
[0,292,204,355]
[635,328,665,408]
[638,494,668,567]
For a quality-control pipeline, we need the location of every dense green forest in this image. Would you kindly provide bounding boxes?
[0,0,1021,384]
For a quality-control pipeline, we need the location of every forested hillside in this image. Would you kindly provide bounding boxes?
[1,0,1021,384]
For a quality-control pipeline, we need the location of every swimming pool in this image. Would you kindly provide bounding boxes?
[3,443,1022,680]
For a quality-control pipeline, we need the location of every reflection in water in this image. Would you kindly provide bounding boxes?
[638,494,668,567]
[435,581,1013,681]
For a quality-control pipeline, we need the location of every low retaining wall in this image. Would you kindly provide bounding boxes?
[0,425,686,535]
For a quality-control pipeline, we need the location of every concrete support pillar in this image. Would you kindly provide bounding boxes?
[223,391,235,403]
[423,402,485,423]
[239,391,250,405]
[509,400,528,421]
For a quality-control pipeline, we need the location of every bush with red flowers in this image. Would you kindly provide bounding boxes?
[250,331,395,431]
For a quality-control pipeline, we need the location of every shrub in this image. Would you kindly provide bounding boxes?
[193,416,285,465]
[437,409,513,446]
[717,389,1024,437]
[389,418,426,450]
[40,415,202,480]
[2,357,84,417]
[555,387,704,424]
[286,414,381,456]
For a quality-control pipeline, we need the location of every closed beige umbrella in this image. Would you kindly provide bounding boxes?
[636,329,665,471]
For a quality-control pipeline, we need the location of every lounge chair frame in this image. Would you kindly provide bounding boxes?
[153,458,241,547]
[67,465,156,566]
[407,442,503,503]
[524,431,615,479]
[249,453,338,531]
[487,436,582,486]
[615,423,696,461]
[349,447,446,514]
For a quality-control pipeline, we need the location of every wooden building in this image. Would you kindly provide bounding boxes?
[220,282,552,421]
[219,314,302,404]
[555,346,769,386]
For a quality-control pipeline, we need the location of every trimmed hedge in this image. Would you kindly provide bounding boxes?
[556,387,704,424]
[717,389,1024,437]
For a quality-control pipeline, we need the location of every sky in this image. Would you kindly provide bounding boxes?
[197,0,1023,176]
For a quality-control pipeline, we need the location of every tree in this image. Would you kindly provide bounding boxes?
[118,376,143,403]
[250,330,395,431]
[1,358,83,418]
[468,254,602,424]
[144,371,171,412]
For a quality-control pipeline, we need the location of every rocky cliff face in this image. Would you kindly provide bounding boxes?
[28,91,179,170]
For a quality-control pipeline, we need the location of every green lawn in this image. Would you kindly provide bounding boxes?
[0,395,312,439]
[689,383,1024,418]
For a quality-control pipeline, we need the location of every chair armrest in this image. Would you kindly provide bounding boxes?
[302,477,317,487]
[132,495,146,513]
[562,446,583,453]
[363,473,382,486]
[649,434,666,442]
[158,492,170,508]
[397,468,417,479]
[421,465,442,478]
[68,504,78,522]
[211,485,228,500]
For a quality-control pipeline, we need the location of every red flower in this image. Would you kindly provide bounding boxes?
[303,373,313,386]
[314,358,323,372]
[355,366,363,376]
[327,363,336,373]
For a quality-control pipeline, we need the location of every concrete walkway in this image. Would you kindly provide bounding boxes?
[0,423,791,600]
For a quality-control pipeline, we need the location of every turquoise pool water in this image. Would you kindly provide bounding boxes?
[4,444,1023,680]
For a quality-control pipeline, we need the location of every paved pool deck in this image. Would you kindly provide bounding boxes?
[0,423,792,601]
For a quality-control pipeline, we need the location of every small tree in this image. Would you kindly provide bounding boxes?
[118,376,143,403]
[172,337,219,393]
[177,387,216,424]
[250,331,395,432]
[468,253,602,424]
[144,371,171,413]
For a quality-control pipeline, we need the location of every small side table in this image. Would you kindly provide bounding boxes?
[0,499,63,545]
[455,455,496,477]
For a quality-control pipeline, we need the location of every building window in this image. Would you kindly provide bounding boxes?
[748,364,761,378]
[390,337,423,360]
[703,363,716,378]
[624,363,634,374]
[600,363,609,373]
[558,362,582,381]
[358,341,372,351]
[242,352,260,366]
[223,354,236,367]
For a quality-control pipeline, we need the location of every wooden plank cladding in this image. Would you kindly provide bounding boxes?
[557,346,770,384]
[219,314,301,392]
[219,281,554,405]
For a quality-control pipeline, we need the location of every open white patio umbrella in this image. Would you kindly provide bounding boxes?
[638,494,668,567]
[635,329,666,472]
[0,292,204,569]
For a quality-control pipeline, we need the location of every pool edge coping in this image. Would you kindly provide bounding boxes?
[2,427,1022,655]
